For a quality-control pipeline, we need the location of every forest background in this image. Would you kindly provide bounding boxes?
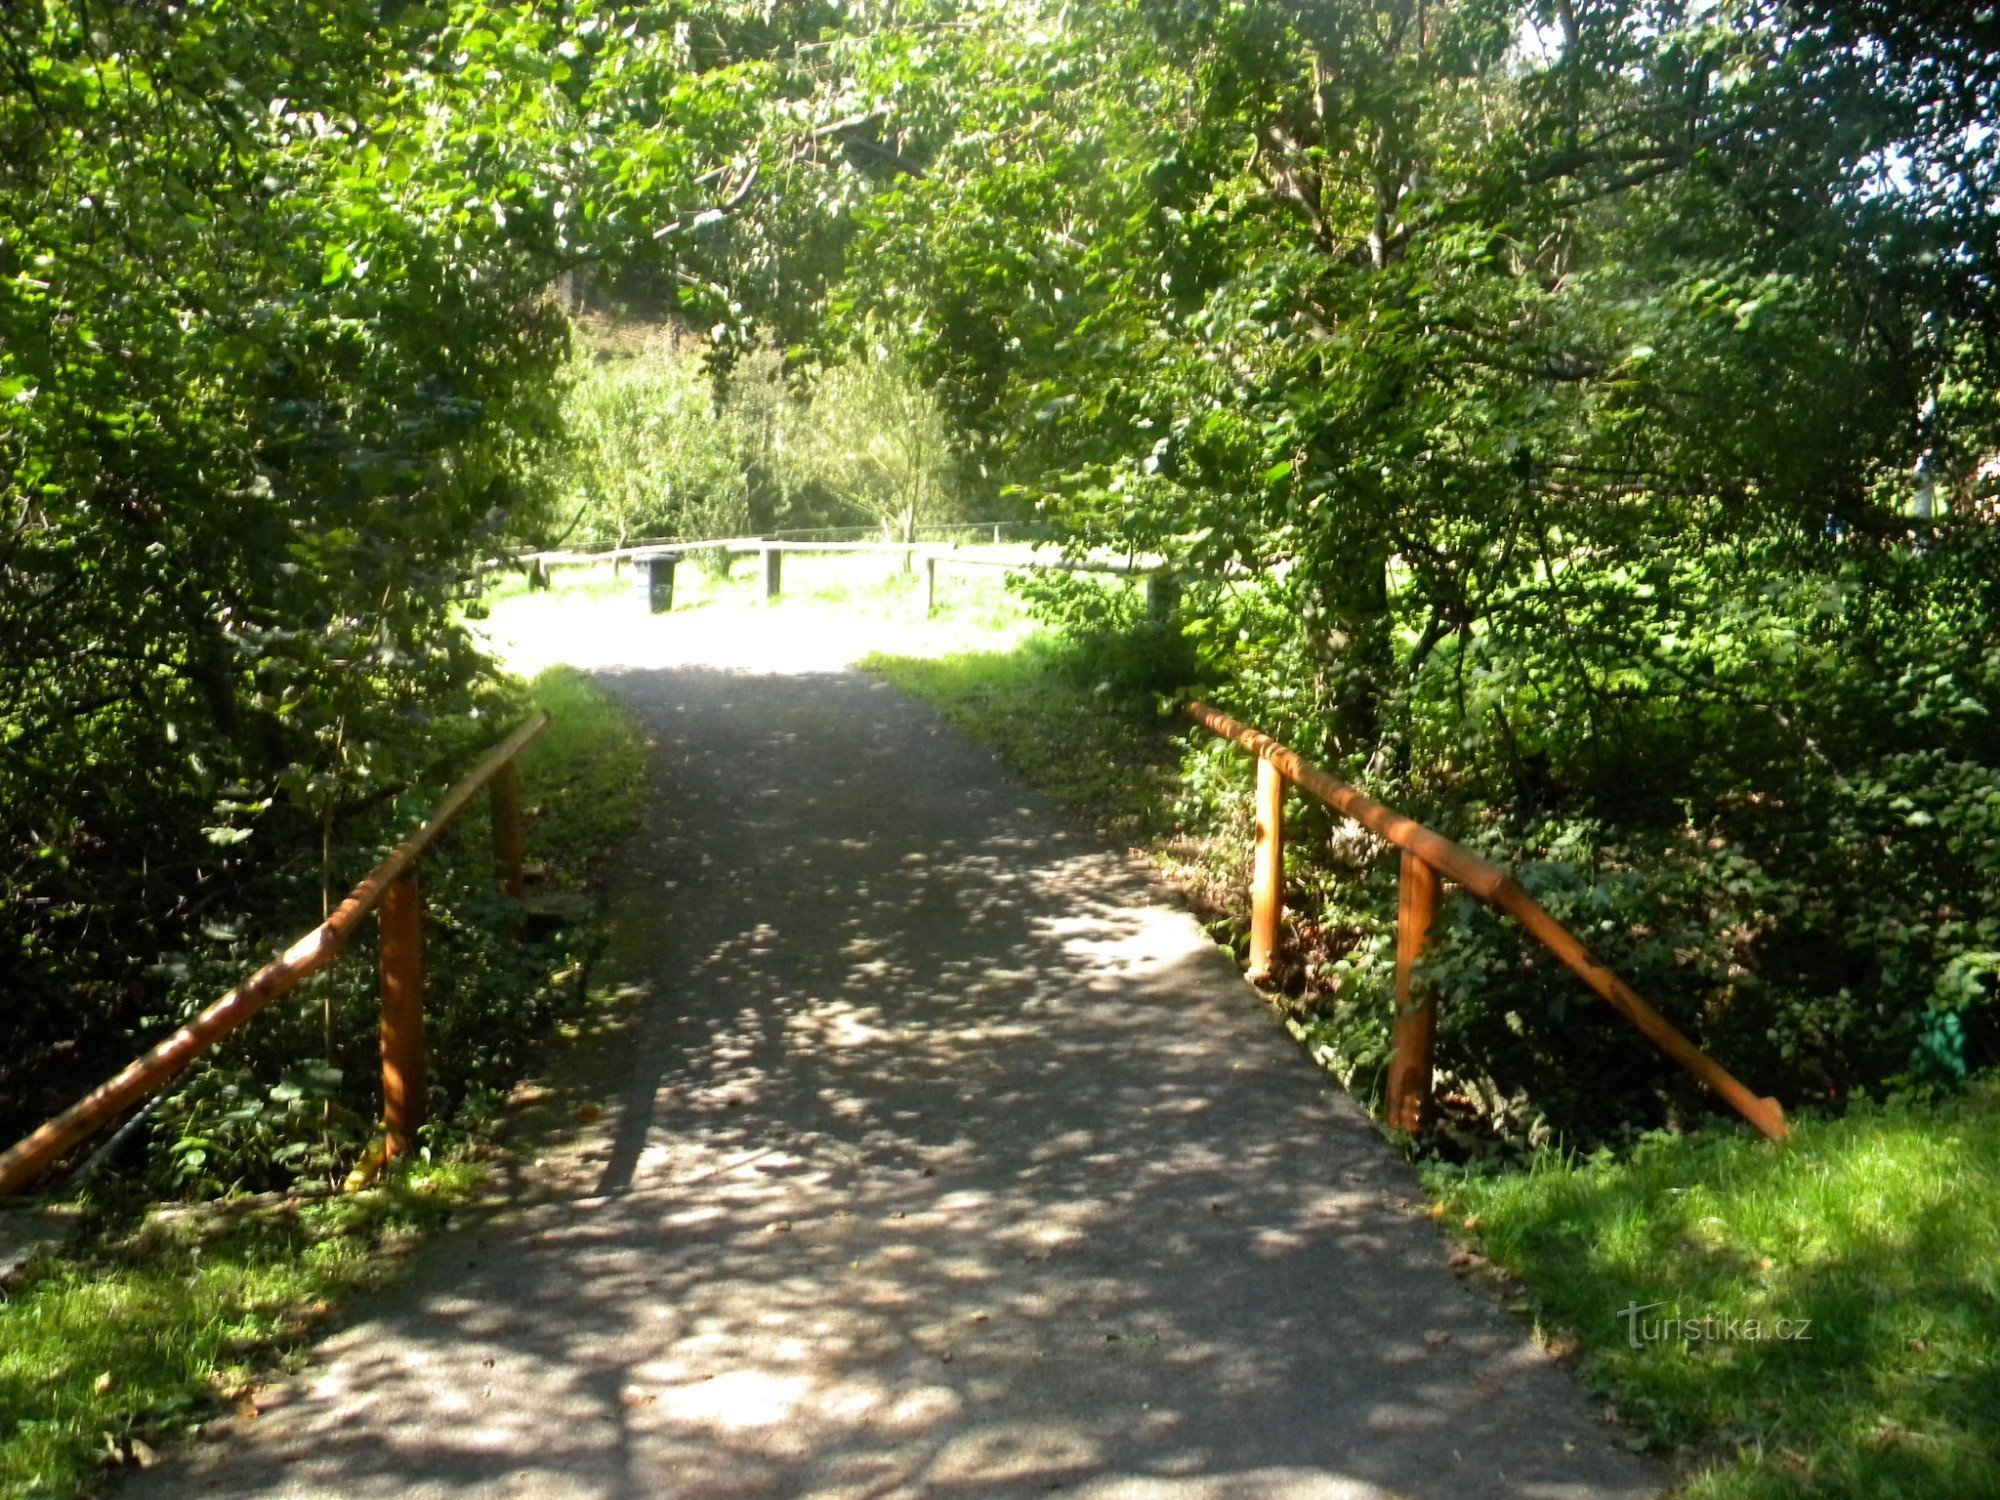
[7,0,2000,1161]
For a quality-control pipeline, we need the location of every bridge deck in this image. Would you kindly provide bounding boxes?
[126,649,1655,1499]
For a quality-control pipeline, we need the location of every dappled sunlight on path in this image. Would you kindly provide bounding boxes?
[122,645,1656,1499]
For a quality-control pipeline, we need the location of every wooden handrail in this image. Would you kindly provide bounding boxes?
[0,712,550,1197]
[921,551,1157,576]
[507,519,1030,567]
[1185,702,1787,1141]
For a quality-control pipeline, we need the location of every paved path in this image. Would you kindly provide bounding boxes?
[127,645,1657,1499]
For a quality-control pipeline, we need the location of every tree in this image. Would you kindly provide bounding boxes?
[788,353,964,544]
[556,347,751,553]
[0,0,839,1134]
[799,0,2000,1111]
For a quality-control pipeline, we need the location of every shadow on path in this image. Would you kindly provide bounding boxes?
[123,663,1656,1500]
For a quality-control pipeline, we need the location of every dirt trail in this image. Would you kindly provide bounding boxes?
[124,628,1657,1499]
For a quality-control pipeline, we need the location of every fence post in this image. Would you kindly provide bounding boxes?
[379,872,426,1159]
[925,555,939,617]
[762,546,783,600]
[1386,850,1440,1133]
[1145,569,1178,624]
[1248,757,1285,980]
[490,758,526,903]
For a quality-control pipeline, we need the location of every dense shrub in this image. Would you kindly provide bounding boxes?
[1152,524,2000,1145]
[0,4,586,1144]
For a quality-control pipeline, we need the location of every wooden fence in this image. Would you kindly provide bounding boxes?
[0,714,550,1198]
[1186,702,1788,1141]
[573,534,1171,617]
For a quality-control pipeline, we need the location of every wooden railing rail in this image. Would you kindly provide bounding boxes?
[609,535,1171,617]
[508,520,1031,570]
[1185,702,1787,1141]
[0,712,551,1198]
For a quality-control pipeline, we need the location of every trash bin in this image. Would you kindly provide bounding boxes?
[643,551,679,614]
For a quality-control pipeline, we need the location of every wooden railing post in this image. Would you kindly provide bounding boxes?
[1386,850,1440,1133]
[761,546,783,600]
[490,759,526,903]
[1248,757,1286,981]
[925,554,939,617]
[379,871,426,1159]
[1185,704,1788,1139]
[0,713,550,1199]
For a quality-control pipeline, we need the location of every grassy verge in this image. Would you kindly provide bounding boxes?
[512,663,649,886]
[0,1169,478,1498]
[0,664,646,1500]
[1426,1088,2000,1498]
[861,643,1181,846]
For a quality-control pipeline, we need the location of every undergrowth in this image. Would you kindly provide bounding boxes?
[0,663,646,1499]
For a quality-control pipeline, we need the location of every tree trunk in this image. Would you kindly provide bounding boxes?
[1308,541,1394,763]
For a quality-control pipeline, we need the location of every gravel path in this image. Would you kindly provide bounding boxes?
[124,635,1658,1499]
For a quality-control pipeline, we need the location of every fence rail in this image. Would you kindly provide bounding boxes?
[1185,702,1788,1141]
[510,521,1033,570]
[0,713,551,1198]
[577,534,1171,617]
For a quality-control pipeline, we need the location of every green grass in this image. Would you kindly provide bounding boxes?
[0,1168,478,1499]
[513,663,649,884]
[0,665,648,1500]
[1428,1086,2000,1499]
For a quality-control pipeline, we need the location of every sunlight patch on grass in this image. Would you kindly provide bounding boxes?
[475,550,1045,676]
[1428,1085,2000,1498]
[0,1166,478,1499]
[516,664,649,887]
